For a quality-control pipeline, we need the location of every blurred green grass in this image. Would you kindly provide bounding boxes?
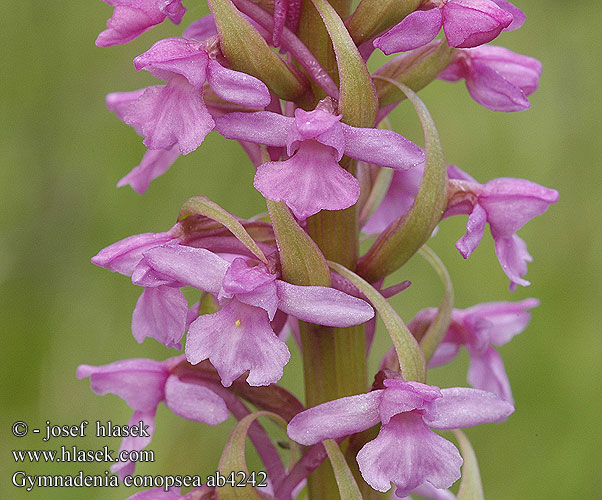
[2,1,601,498]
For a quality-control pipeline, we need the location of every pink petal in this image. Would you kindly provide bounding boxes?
[363,167,424,235]
[76,359,167,412]
[124,78,214,154]
[91,232,175,276]
[215,111,292,147]
[183,14,218,40]
[357,412,462,495]
[142,246,229,294]
[429,342,461,368]
[465,298,539,345]
[164,375,229,424]
[374,8,443,54]
[287,391,383,445]
[492,234,532,287]
[254,141,360,220]
[398,483,457,500]
[342,125,425,170]
[106,88,146,127]
[443,0,512,48]
[479,178,559,236]
[422,387,514,429]
[96,4,161,47]
[117,147,180,194]
[207,59,271,108]
[160,0,186,24]
[490,0,525,30]
[465,59,530,112]
[186,300,290,387]
[132,286,188,348]
[111,410,156,479]
[467,347,514,403]
[276,281,374,326]
[134,37,209,87]
[456,203,487,258]
[220,259,279,319]
[379,381,442,425]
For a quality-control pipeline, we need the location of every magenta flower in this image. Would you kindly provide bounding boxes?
[96,0,186,47]
[410,298,539,403]
[132,246,374,386]
[77,357,228,478]
[439,45,542,112]
[107,90,180,193]
[374,0,523,55]
[288,378,513,495]
[215,100,425,219]
[91,227,189,348]
[446,166,558,288]
[124,37,270,155]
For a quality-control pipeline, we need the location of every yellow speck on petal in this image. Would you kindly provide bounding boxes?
[235,319,241,327]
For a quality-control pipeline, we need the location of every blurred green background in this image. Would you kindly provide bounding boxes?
[2,0,601,498]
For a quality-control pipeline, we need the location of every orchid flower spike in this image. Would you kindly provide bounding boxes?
[288,378,513,495]
[374,0,524,54]
[77,357,228,478]
[130,246,374,386]
[215,98,425,219]
[439,45,542,112]
[446,166,558,288]
[410,298,540,402]
[96,0,186,47]
[123,37,270,156]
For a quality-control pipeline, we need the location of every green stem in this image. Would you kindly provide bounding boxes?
[295,3,367,497]
[302,174,368,498]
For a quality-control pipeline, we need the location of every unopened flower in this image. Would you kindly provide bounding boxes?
[288,378,513,495]
[132,246,374,386]
[410,298,539,402]
[215,99,424,219]
[77,357,228,478]
[439,45,542,112]
[374,0,523,55]
[125,37,270,155]
[446,166,558,288]
[96,0,186,47]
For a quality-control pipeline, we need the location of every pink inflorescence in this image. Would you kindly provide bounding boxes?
[85,1,557,498]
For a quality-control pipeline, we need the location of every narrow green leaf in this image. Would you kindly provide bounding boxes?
[418,246,454,362]
[454,430,485,500]
[179,195,268,264]
[267,200,331,286]
[323,439,364,500]
[310,0,378,127]
[327,260,426,382]
[375,41,457,107]
[346,0,421,46]
[207,0,307,102]
[357,80,447,283]
[218,411,292,500]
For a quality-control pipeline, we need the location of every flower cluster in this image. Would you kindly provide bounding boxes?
[83,0,557,498]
